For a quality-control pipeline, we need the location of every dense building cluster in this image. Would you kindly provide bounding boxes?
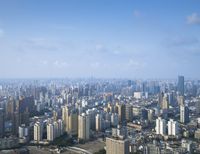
[0,76,199,153]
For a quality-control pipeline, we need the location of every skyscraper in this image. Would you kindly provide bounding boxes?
[180,105,189,124]
[57,119,63,137]
[177,95,185,106]
[47,123,55,141]
[111,113,119,127]
[12,111,19,136]
[196,99,200,115]
[116,103,126,124]
[62,106,78,135]
[161,94,169,110]
[0,108,5,137]
[168,119,179,136]
[96,113,104,131]
[156,117,166,135]
[178,76,184,96]
[68,109,78,136]
[34,122,43,142]
[78,113,90,141]
[125,104,133,122]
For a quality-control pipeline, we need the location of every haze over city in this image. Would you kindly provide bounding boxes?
[1,1,200,154]
[0,0,200,78]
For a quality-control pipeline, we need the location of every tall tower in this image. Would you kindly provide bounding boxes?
[125,104,133,122]
[180,105,189,124]
[116,103,125,124]
[12,112,19,136]
[177,95,185,106]
[155,117,166,135]
[62,106,70,132]
[78,113,90,141]
[0,108,5,137]
[178,76,184,96]
[161,94,169,110]
[68,109,78,136]
[168,119,179,136]
[196,99,200,115]
[34,122,43,142]
[47,123,55,141]
[96,113,104,131]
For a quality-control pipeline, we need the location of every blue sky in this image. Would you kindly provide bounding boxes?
[0,0,200,79]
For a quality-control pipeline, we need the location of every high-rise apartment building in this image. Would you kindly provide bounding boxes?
[116,103,125,123]
[68,109,78,136]
[161,95,169,110]
[111,113,119,127]
[106,137,129,154]
[177,96,184,106]
[78,113,90,141]
[125,104,133,122]
[34,122,43,142]
[156,117,166,135]
[96,113,104,131]
[180,105,189,124]
[47,123,55,141]
[18,124,29,139]
[62,106,78,135]
[168,119,179,136]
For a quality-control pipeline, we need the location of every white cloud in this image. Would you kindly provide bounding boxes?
[53,60,68,68]
[187,13,200,25]
[128,59,146,70]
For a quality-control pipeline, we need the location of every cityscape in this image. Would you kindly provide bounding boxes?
[0,0,200,154]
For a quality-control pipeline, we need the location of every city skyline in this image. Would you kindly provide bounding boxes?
[0,0,200,78]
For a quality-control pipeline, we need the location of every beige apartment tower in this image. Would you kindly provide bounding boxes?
[106,137,129,154]
[78,113,90,141]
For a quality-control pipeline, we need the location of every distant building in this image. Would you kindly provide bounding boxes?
[196,99,200,115]
[106,137,129,154]
[177,95,185,106]
[144,144,161,154]
[0,137,19,150]
[194,129,200,139]
[57,119,63,137]
[134,92,142,99]
[0,108,5,137]
[111,113,119,127]
[86,108,97,130]
[178,76,184,96]
[62,106,78,135]
[180,105,189,124]
[168,119,179,136]
[47,119,63,142]
[34,122,43,142]
[125,104,133,122]
[47,123,55,141]
[161,95,169,110]
[148,109,154,122]
[156,117,166,135]
[78,113,90,141]
[96,114,104,131]
[116,103,125,123]
[18,124,29,143]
